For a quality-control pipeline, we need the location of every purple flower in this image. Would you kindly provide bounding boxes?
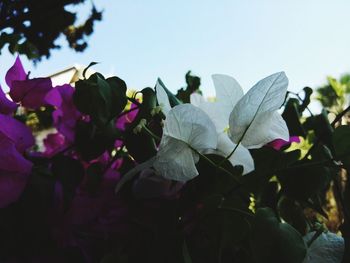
[51,165,129,261]
[45,84,81,142]
[266,136,301,151]
[116,102,139,131]
[0,85,17,115]
[5,55,27,88]
[0,137,33,208]
[6,56,53,109]
[43,133,67,157]
[0,113,34,207]
[0,113,35,153]
[10,78,53,109]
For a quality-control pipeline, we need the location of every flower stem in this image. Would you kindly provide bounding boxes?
[187,144,241,184]
[331,105,350,127]
[117,106,139,119]
[127,96,141,106]
[142,125,161,142]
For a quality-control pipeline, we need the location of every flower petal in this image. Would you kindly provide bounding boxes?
[197,101,229,132]
[132,168,183,199]
[10,78,53,109]
[5,55,27,88]
[155,78,172,115]
[0,113,35,152]
[154,136,199,181]
[163,104,217,150]
[0,85,17,115]
[266,136,301,151]
[303,231,344,263]
[190,93,228,132]
[239,111,289,148]
[45,84,81,142]
[212,74,244,110]
[216,133,254,174]
[0,136,32,207]
[190,93,205,107]
[229,72,288,145]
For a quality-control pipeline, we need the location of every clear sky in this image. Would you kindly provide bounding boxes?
[1,0,350,104]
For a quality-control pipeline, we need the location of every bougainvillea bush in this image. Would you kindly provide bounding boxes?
[0,56,349,263]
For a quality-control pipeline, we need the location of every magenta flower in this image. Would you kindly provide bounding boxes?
[5,55,27,87]
[43,133,67,157]
[51,165,129,261]
[0,113,35,153]
[0,113,34,207]
[0,85,17,115]
[45,84,81,142]
[0,137,33,208]
[6,55,53,109]
[266,136,300,151]
[116,102,139,131]
[10,77,53,109]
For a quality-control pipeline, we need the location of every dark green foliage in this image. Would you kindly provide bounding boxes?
[176,71,201,103]
[52,155,84,210]
[129,87,157,127]
[282,98,306,137]
[278,196,308,235]
[75,119,120,161]
[0,0,102,61]
[250,208,306,263]
[123,130,157,163]
[156,78,182,107]
[74,72,127,127]
[278,145,335,201]
[333,125,350,168]
[304,110,334,152]
[181,155,253,263]
[243,147,300,195]
[299,87,313,113]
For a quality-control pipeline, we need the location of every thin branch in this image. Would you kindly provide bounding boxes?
[331,105,350,127]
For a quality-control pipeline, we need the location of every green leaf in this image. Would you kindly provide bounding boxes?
[282,98,306,137]
[82,62,98,79]
[278,196,308,235]
[106,76,128,118]
[333,125,350,167]
[176,71,201,103]
[182,240,193,263]
[195,197,251,261]
[195,154,242,198]
[243,148,300,194]
[124,130,157,163]
[251,208,307,263]
[75,120,120,161]
[156,78,182,108]
[299,87,313,113]
[73,73,127,127]
[278,145,334,201]
[303,110,334,151]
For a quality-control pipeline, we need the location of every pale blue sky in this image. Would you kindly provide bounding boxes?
[1,0,350,103]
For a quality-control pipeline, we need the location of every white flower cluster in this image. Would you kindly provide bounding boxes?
[154,72,290,181]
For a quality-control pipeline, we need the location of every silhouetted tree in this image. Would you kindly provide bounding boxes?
[0,0,102,62]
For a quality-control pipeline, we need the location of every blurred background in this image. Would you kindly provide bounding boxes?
[2,0,350,112]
